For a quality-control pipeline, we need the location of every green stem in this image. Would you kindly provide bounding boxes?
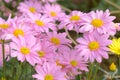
[88,63,94,80]
[60,5,71,12]
[2,40,6,79]
[119,56,120,67]
[104,0,120,10]
[64,27,77,46]
[92,63,100,80]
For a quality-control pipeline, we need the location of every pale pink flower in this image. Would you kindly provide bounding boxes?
[46,31,71,50]
[0,16,12,32]
[59,11,84,31]
[4,16,33,39]
[76,32,111,63]
[42,3,65,21]
[79,10,116,35]
[0,43,10,66]
[10,36,41,66]
[59,49,88,74]
[27,13,56,32]
[32,62,67,80]
[0,16,12,39]
[17,0,41,14]
[36,41,56,61]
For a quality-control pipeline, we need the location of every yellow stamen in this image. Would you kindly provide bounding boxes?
[70,60,78,67]
[50,12,57,17]
[45,74,54,80]
[37,51,45,57]
[91,19,103,28]
[0,24,9,29]
[20,47,30,55]
[88,41,100,50]
[29,7,36,13]
[13,29,24,37]
[35,20,45,27]
[50,37,60,45]
[70,15,80,21]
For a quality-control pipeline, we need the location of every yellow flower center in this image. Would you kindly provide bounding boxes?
[109,62,117,71]
[70,15,80,21]
[29,7,36,13]
[50,37,60,45]
[0,24,9,29]
[88,41,100,51]
[91,19,103,28]
[35,20,45,27]
[70,60,78,67]
[50,11,57,17]
[13,29,24,37]
[37,51,45,57]
[45,74,54,80]
[20,47,30,55]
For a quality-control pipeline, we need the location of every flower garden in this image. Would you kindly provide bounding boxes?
[0,0,120,80]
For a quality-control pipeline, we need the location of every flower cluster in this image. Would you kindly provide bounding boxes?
[0,0,120,80]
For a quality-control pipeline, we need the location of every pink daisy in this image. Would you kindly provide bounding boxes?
[42,3,65,21]
[76,31,112,63]
[59,11,84,31]
[32,62,67,80]
[36,41,56,61]
[46,31,71,50]
[79,10,116,35]
[4,16,33,39]
[27,13,56,32]
[17,0,41,14]
[59,49,88,74]
[0,15,12,33]
[10,36,41,66]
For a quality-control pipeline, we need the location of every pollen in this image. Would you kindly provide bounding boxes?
[45,74,54,80]
[0,24,9,29]
[13,29,24,37]
[109,62,117,71]
[20,47,30,55]
[35,20,45,27]
[88,41,100,51]
[37,51,45,57]
[91,19,103,28]
[70,60,78,67]
[70,15,80,21]
[29,7,36,13]
[50,11,57,17]
[50,37,60,45]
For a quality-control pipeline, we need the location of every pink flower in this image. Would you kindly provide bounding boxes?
[17,0,41,14]
[4,16,33,39]
[36,41,55,61]
[32,62,67,80]
[79,10,116,35]
[42,3,65,21]
[10,36,41,66]
[0,43,10,66]
[0,16,12,33]
[46,31,71,50]
[76,32,111,63]
[59,49,88,74]
[59,11,84,31]
[27,13,56,32]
